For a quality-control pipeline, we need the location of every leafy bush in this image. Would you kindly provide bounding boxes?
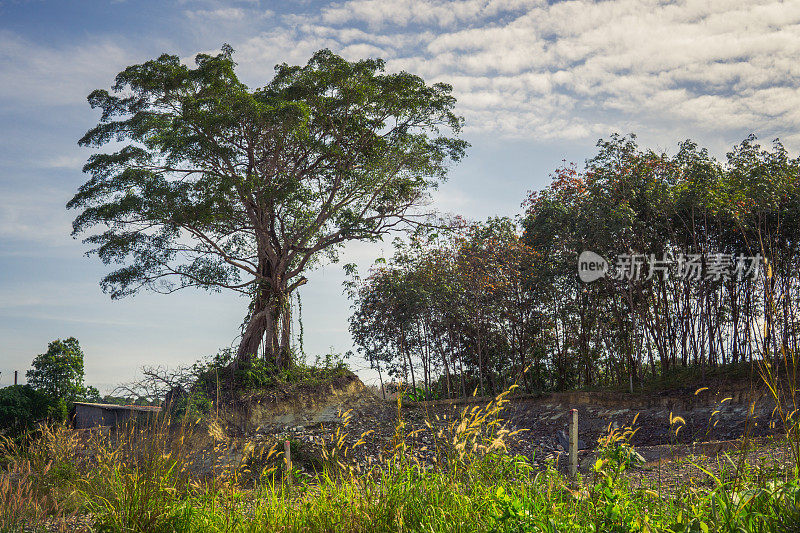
[0,385,64,436]
[170,390,213,420]
[190,349,274,394]
[191,348,351,397]
[402,385,444,402]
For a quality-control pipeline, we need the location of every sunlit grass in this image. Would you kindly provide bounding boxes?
[1,380,799,533]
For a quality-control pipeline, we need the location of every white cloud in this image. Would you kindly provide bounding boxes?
[3,0,798,148]
[7,0,786,146]
[187,7,249,20]
[259,0,800,145]
[320,0,544,29]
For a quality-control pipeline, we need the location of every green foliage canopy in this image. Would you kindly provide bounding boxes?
[26,337,88,403]
[349,134,800,395]
[68,46,466,366]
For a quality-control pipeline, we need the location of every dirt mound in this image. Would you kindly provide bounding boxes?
[220,372,386,433]
[203,373,785,475]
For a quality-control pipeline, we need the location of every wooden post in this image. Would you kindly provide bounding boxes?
[284,440,292,490]
[569,408,578,477]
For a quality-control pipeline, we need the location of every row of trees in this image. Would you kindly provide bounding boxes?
[348,135,800,397]
[65,47,800,395]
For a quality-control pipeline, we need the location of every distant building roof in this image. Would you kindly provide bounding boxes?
[74,402,161,412]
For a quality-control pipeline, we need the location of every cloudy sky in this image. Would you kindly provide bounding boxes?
[1,0,798,392]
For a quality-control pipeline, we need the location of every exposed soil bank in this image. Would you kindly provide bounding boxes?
[223,374,784,470]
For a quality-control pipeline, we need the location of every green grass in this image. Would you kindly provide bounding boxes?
[1,386,799,532]
[77,447,800,532]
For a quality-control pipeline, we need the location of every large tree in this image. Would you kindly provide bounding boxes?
[69,46,467,368]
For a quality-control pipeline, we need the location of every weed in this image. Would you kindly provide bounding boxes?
[0,379,798,532]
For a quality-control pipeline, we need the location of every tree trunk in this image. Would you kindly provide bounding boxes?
[237,277,293,370]
[277,293,292,370]
[237,284,271,364]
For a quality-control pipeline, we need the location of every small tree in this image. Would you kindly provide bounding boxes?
[26,337,88,403]
[68,46,467,369]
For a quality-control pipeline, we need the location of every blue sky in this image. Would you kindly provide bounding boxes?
[1,0,798,392]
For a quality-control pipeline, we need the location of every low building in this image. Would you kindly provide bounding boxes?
[74,402,161,429]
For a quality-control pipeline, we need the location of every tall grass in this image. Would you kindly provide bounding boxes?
[1,380,799,532]
[0,424,82,532]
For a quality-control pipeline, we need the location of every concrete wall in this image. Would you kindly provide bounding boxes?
[74,404,159,429]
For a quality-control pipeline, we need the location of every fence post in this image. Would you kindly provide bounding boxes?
[284,440,292,491]
[569,408,578,477]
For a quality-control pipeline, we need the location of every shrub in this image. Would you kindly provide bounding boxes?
[171,389,213,420]
[0,385,63,436]
[191,348,351,398]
